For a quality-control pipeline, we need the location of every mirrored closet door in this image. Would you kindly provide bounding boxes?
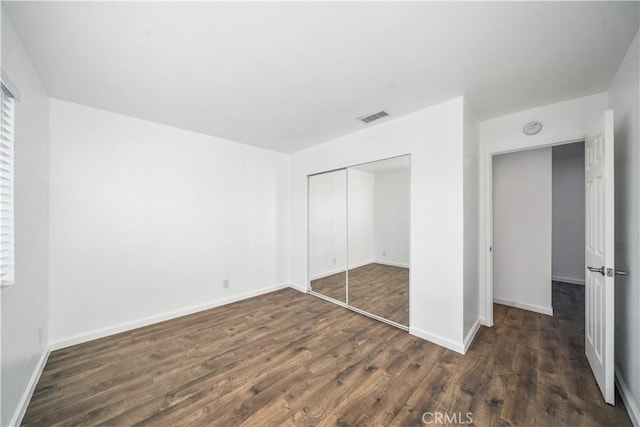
[308,155,410,329]
[308,169,347,303]
[347,156,410,326]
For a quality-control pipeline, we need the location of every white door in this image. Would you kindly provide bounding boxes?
[585,109,615,405]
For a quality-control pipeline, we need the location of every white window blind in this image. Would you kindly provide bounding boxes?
[1,83,15,287]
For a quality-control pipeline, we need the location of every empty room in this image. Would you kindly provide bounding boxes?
[1,1,639,426]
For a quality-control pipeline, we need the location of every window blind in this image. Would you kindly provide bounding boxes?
[1,83,15,287]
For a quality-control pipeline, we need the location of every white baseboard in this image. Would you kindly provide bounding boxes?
[309,267,346,281]
[9,347,50,427]
[348,259,377,270]
[288,283,308,293]
[373,259,410,268]
[616,366,640,427]
[463,318,482,354]
[493,298,553,316]
[49,282,290,351]
[309,260,375,280]
[552,275,585,286]
[479,316,492,327]
[310,259,409,281]
[409,326,464,354]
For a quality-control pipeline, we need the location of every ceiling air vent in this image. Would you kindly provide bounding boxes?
[358,111,389,124]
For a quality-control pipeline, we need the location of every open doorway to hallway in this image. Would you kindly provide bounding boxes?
[552,142,586,290]
[492,141,585,316]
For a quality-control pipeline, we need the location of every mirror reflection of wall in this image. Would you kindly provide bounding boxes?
[307,155,410,328]
[308,169,347,303]
[348,156,410,326]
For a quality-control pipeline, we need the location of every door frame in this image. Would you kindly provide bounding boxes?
[482,136,585,326]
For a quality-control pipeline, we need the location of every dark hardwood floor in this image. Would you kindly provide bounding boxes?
[348,263,409,326]
[310,263,409,325]
[310,271,347,302]
[23,282,631,426]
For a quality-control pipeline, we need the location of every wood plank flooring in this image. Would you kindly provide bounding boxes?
[348,263,409,326]
[310,263,409,325]
[24,282,631,426]
[310,271,347,302]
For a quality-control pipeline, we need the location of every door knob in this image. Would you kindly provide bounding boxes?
[615,270,627,276]
[587,266,605,276]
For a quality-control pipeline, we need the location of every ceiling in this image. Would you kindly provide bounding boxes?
[4,2,639,153]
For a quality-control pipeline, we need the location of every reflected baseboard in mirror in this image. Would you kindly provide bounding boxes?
[348,263,409,326]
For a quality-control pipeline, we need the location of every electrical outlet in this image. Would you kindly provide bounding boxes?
[332,257,336,264]
[38,328,43,344]
[382,250,387,256]
[223,279,230,289]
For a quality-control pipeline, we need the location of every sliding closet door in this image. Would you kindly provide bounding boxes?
[347,156,410,326]
[308,170,347,303]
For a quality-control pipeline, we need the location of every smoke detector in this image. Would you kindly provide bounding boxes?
[358,111,389,124]
[523,121,543,135]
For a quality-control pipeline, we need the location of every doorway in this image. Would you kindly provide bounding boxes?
[483,110,616,404]
[552,142,586,287]
[491,141,585,316]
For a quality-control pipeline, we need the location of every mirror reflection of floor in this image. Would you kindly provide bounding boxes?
[310,271,347,302]
[310,263,409,326]
[348,263,409,326]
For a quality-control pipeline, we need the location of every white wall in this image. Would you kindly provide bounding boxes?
[310,166,410,276]
[308,170,348,278]
[552,143,585,285]
[291,97,470,352]
[609,31,640,426]
[479,92,609,324]
[493,148,553,315]
[0,10,50,426]
[347,168,374,268]
[463,101,479,338]
[48,99,290,348]
[373,168,410,267]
